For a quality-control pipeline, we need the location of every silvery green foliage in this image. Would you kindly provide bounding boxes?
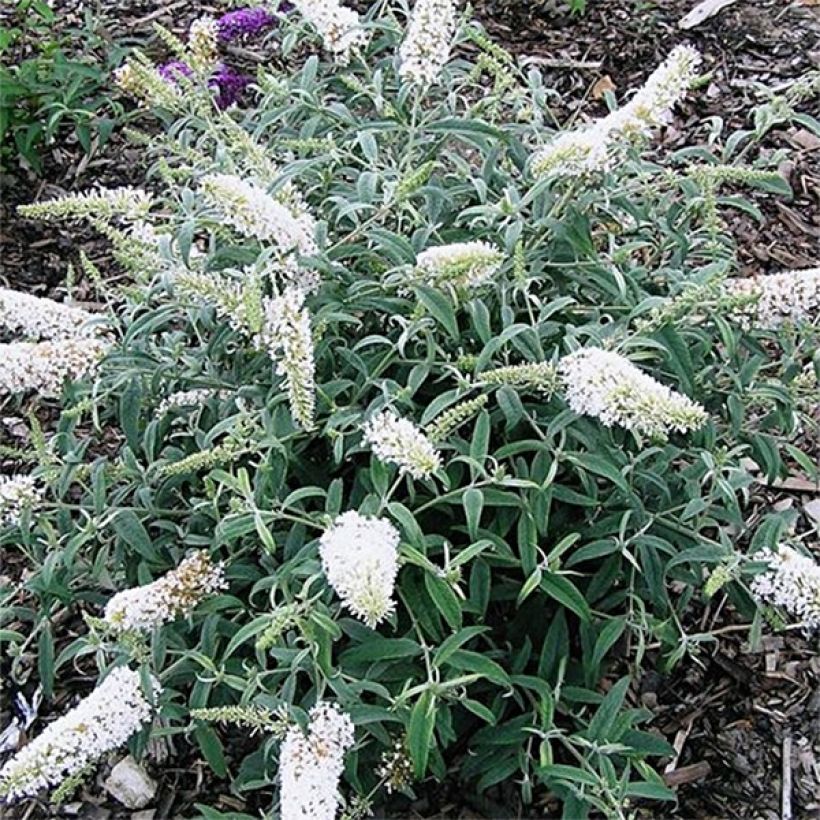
[2,2,818,817]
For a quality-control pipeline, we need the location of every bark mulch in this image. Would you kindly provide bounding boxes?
[1,0,819,818]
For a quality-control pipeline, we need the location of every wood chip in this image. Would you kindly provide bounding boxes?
[678,0,740,29]
[663,761,712,787]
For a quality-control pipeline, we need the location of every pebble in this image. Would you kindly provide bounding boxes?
[103,756,157,809]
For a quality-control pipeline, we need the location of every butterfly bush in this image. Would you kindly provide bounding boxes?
[200,172,317,256]
[279,702,355,820]
[292,0,367,63]
[319,511,401,627]
[558,348,708,439]
[532,45,702,178]
[751,546,820,634]
[723,266,820,328]
[415,241,504,290]
[363,410,441,478]
[6,2,820,816]
[0,475,43,527]
[399,0,458,86]
[103,552,227,634]
[0,668,158,801]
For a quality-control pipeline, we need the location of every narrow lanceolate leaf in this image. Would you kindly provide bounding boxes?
[408,690,437,779]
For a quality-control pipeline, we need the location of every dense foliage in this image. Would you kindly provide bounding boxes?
[1,1,818,817]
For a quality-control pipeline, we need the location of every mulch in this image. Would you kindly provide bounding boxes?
[1,0,819,817]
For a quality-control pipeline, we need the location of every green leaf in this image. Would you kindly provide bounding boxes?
[416,285,459,340]
[119,378,142,451]
[424,573,462,630]
[195,725,228,778]
[38,623,54,700]
[111,510,153,560]
[586,676,630,741]
[540,573,591,622]
[408,690,437,778]
[462,488,484,539]
[340,637,422,664]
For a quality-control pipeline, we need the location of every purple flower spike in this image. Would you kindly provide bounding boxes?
[216,7,276,42]
[158,60,193,84]
[210,64,253,108]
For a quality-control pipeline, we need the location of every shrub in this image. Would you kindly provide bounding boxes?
[0,0,130,173]
[1,2,818,817]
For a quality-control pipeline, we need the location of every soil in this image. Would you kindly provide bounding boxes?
[1,0,819,818]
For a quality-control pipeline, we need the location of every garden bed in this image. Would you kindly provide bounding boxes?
[1,1,818,818]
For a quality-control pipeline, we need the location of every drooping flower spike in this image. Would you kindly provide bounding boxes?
[0,667,159,802]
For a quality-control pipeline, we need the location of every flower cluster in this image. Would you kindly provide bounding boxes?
[279,702,355,820]
[217,7,277,42]
[0,337,110,398]
[103,551,226,634]
[258,288,317,430]
[210,63,253,108]
[188,17,219,74]
[377,738,414,795]
[558,347,708,439]
[115,57,184,108]
[0,475,43,528]
[425,394,488,442]
[18,187,152,223]
[200,173,317,257]
[362,410,441,479]
[751,545,820,634]
[415,241,503,290]
[532,46,701,178]
[158,388,223,415]
[398,0,458,86]
[0,281,109,399]
[173,269,263,335]
[723,267,819,329]
[0,288,97,341]
[0,667,158,802]
[292,0,367,63]
[319,511,401,627]
[479,362,559,394]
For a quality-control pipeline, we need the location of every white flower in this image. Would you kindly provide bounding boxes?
[104,551,226,634]
[0,337,109,398]
[362,410,441,479]
[158,388,223,415]
[188,17,219,73]
[530,128,611,179]
[0,475,43,528]
[558,347,708,439]
[0,667,158,802]
[319,511,401,627]
[201,173,317,257]
[415,241,503,290]
[751,545,820,634]
[531,46,701,179]
[398,0,458,86]
[18,187,153,223]
[292,0,368,63]
[0,288,98,341]
[619,45,702,134]
[723,267,820,329]
[257,288,317,430]
[279,702,355,820]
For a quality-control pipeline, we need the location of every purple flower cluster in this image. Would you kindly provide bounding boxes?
[152,7,283,109]
[216,7,277,42]
[157,60,252,109]
[209,64,253,109]
[157,61,192,83]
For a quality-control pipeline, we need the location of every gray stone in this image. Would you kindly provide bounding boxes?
[103,756,156,809]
